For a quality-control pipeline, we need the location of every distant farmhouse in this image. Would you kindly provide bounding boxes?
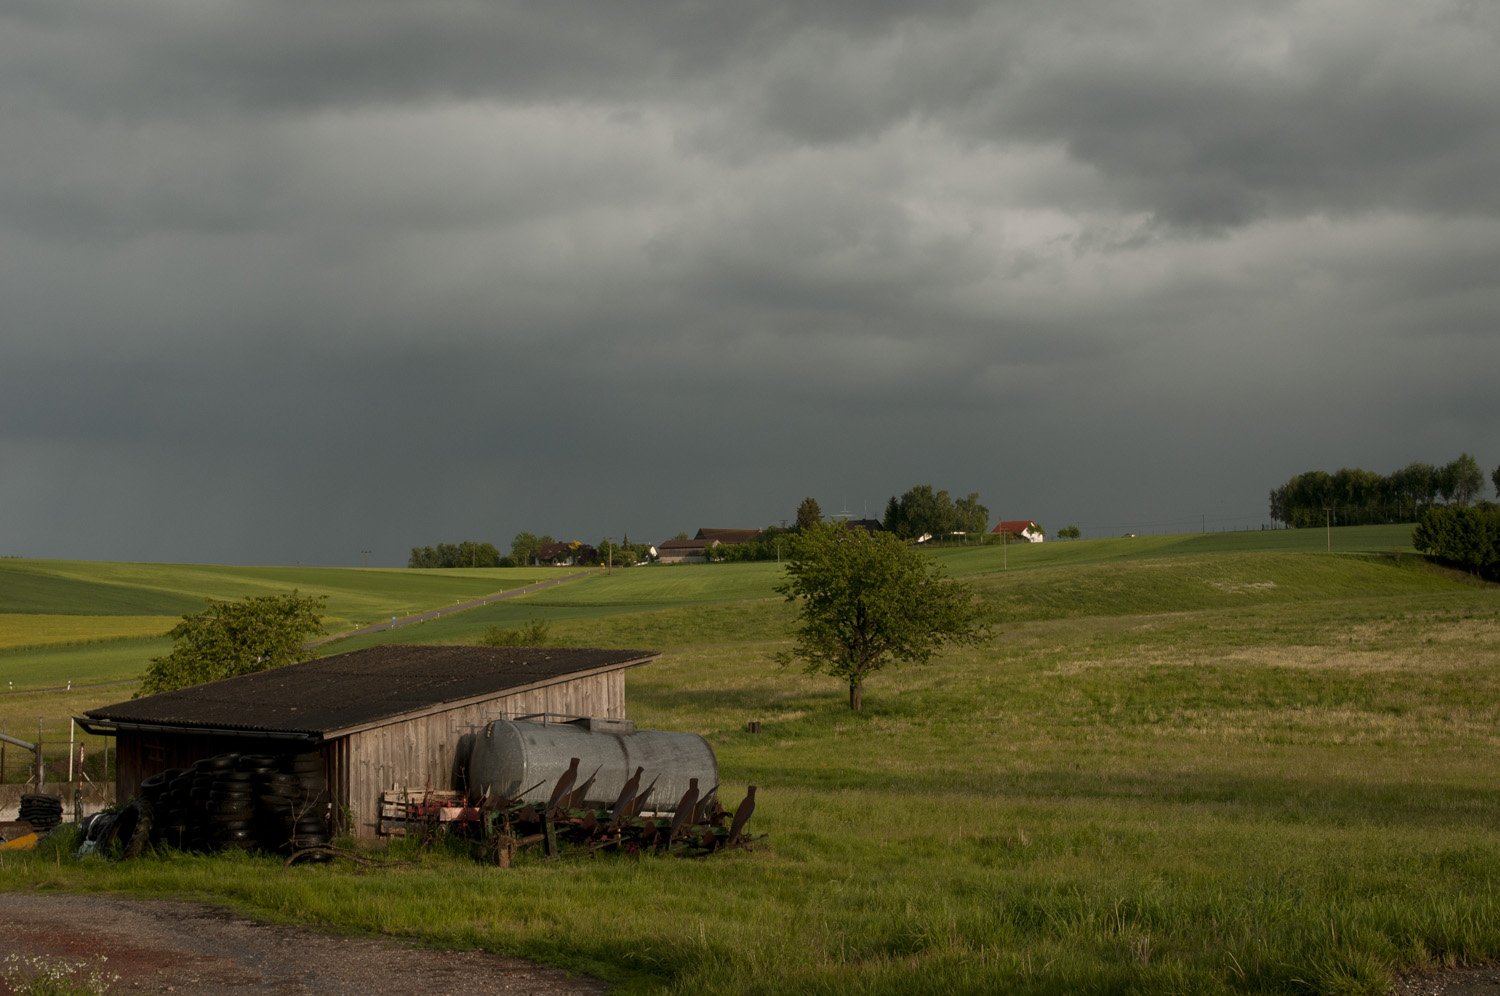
[991,520,1046,543]
[538,541,598,566]
[657,527,762,564]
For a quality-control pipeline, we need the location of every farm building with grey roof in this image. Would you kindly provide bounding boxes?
[78,644,658,837]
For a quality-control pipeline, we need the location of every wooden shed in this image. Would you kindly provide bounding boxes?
[76,644,659,838]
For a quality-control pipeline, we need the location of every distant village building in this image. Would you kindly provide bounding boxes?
[991,520,1046,543]
[657,528,763,564]
[695,528,763,545]
[656,539,707,564]
[537,541,597,566]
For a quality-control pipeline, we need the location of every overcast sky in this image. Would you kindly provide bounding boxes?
[3,0,1498,566]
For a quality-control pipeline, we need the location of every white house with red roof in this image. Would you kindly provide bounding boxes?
[991,520,1045,543]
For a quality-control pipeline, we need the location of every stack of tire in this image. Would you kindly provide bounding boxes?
[18,793,63,831]
[205,755,259,851]
[257,765,303,850]
[150,768,194,849]
[184,754,236,850]
[125,750,333,858]
[268,752,331,860]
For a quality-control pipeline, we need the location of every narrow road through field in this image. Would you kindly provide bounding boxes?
[303,568,602,648]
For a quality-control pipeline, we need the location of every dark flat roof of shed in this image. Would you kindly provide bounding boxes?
[82,644,658,739]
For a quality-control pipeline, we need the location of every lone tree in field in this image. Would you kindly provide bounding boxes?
[774,521,987,711]
[140,592,326,694]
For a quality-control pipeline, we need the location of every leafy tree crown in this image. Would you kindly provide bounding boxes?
[773,521,987,710]
[140,591,326,695]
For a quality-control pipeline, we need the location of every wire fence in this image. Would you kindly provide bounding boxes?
[0,718,113,788]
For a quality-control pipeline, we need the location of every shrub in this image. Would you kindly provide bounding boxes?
[479,618,551,647]
[1413,503,1500,579]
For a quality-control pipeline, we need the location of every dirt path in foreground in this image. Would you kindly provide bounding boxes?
[0,893,608,995]
[7,892,1495,996]
[1395,964,1500,996]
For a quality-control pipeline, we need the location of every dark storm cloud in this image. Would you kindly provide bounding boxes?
[9,0,1497,230]
[1,0,1498,563]
[715,1,1500,229]
[1,0,980,116]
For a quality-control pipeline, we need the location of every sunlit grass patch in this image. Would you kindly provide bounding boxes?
[0,614,174,651]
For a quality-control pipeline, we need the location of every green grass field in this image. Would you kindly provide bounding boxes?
[5,526,1500,995]
[0,560,572,689]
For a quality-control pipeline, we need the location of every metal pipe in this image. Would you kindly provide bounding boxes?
[1,731,42,790]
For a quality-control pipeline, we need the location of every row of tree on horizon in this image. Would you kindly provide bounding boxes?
[408,484,1013,569]
[1270,454,1500,529]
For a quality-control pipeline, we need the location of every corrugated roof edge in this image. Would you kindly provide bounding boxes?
[76,645,660,740]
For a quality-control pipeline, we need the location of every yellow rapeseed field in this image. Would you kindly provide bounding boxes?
[0,614,174,651]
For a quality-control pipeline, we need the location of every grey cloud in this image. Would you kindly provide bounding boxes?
[715,1,1500,229]
[10,0,1497,233]
[1,0,978,118]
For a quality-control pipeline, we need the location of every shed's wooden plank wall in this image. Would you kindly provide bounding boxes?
[342,670,624,836]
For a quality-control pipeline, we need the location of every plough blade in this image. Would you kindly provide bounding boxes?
[454,770,762,864]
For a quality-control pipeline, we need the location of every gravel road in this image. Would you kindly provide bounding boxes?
[0,893,608,995]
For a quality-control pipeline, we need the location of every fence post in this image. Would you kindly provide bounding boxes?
[37,717,45,788]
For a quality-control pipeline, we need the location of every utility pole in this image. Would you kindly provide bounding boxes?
[361,549,371,568]
[1324,507,1332,552]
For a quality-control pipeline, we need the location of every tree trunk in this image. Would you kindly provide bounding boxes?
[849,678,863,712]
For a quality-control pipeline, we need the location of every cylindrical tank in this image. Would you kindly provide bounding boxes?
[465,719,718,814]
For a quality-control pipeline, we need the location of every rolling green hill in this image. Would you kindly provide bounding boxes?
[0,559,555,621]
[0,528,1451,688]
[0,560,570,689]
[927,522,1417,577]
[5,528,1499,996]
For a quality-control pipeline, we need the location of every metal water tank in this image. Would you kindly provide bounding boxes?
[465,718,718,813]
